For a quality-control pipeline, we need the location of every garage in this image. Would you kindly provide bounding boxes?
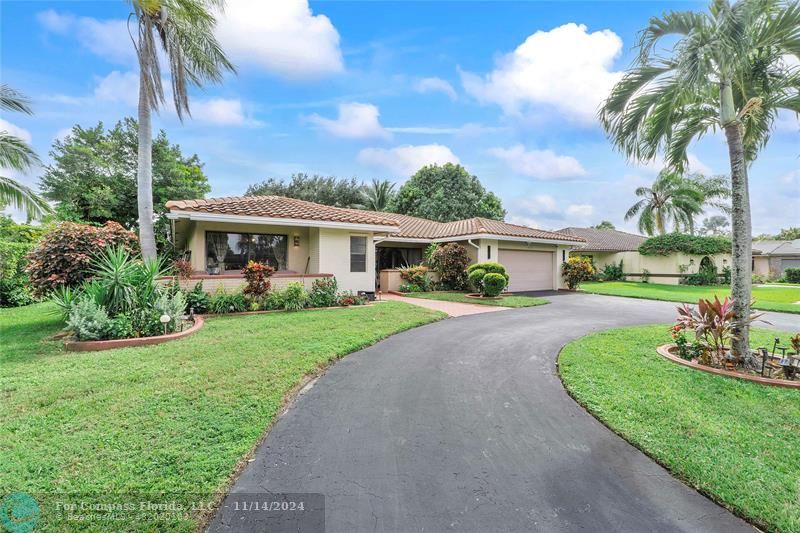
[498,249,554,291]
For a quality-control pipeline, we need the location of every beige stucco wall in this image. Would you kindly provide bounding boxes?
[169,274,330,294]
[317,228,376,293]
[572,250,732,284]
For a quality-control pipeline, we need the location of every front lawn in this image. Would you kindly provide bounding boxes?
[404,291,548,308]
[559,325,800,532]
[0,301,444,531]
[581,281,800,314]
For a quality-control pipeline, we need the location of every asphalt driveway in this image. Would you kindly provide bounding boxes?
[210,293,798,532]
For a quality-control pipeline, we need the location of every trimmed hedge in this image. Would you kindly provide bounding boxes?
[639,233,731,256]
[786,268,800,284]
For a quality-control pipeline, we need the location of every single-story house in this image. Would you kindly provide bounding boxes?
[165,195,585,294]
[558,227,732,284]
[752,240,800,277]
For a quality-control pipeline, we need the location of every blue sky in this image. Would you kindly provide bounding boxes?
[1,0,797,233]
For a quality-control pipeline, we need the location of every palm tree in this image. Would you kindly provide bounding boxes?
[599,0,800,358]
[128,0,234,258]
[363,179,396,211]
[0,85,51,219]
[625,170,705,235]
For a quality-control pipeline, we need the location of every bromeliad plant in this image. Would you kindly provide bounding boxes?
[675,296,764,367]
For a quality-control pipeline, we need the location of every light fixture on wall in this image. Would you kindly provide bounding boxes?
[293,235,300,247]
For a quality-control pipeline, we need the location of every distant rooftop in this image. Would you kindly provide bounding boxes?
[556,227,647,252]
[752,239,800,256]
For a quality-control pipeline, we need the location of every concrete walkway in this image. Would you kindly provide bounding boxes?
[380,292,510,316]
[210,293,797,532]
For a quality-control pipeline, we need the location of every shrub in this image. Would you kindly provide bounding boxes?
[600,261,625,281]
[785,268,800,284]
[429,243,470,289]
[720,266,731,284]
[482,273,506,297]
[337,290,367,306]
[562,257,594,290]
[0,277,35,307]
[399,265,432,292]
[242,260,275,298]
[67,298,112,341]
[185,282,209,314]
[467,262,509,296]
[107,314,134,340]
[399,282,423,293]
[282,282,308,311]
[209,288,247,314]
[641,268,651,283]
[172,259,193,279]
[752,273,766,285]
[153,291,186,333]
[308,277,338,308]
[26,221,138,296]
[51,285,82,320]
[263,289,286,311]
[638,233,730,256]
[467,268,486,291]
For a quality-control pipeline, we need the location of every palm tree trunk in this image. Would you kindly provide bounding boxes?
[721,82,752,359]
[137,63,157,259]
[655,211,665,235]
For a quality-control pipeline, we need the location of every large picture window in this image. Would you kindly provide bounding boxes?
[206,231,288,273]
[350,236,367,272]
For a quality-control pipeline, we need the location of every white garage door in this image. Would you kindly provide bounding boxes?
[498,249,554,292]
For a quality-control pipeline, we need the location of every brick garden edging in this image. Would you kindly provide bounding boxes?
[64,316,206,352]
[656,343,800,389]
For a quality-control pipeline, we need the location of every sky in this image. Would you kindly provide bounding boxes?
[1,0,798,234]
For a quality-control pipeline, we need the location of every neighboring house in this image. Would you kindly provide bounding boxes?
[559,227,732,284]
[165,195,584,294]
[753,240,800,278]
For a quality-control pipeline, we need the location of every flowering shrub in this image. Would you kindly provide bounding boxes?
[562,257,594,290]
[399,265,432,291]
[429,243,470,290]
[242,260,274,298]
[337,290,367,306]
[309,277,338,308]
[172,259,193,279]
[26,221,138,296]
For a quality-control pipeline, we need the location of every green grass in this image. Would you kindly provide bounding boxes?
[0,301,444,531]
[559,325,800,532]
[404,291,548,308]
[581,281,800,314]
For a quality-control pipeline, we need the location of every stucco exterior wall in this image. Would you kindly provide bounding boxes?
[572,250,732,284]
[481,239,566,290]
[753,256,770,276]
[167,274,332,293]
[317,228,376,293]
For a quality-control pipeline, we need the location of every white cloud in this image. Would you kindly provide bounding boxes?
[215,0,343,79]
[54,128,73,142]
[775,110,799,133]
[489,144,586,179]
[37,10,133,64]
[191,98,250,126]
[307,102,389,139]
[777,170,799,198]
[687,153,713,175]
[414,77,457,100]
[357,144,460,176]
[460,23,623,124]
[566,204,594,218]
[93,71,140,106]
[519,195,560,215]
[0,119,33,144]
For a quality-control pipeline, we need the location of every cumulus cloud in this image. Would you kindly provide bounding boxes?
[215,0,343,79]
[307,102,390,139]
[37,9,133,64]
[566,204,594,218]
[0,119,33,144]
[357,144,460,177]
[518,195,560,215]
[94,71,140,106]
[489,144,586,180]
[414,77,457,100]
[191,98,251,126]
[460,23,623,124]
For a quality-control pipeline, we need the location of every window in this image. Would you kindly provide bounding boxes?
[206,231,288,273]
[562,250,566,262]
[350,236,367,272]
[487,245,492,259]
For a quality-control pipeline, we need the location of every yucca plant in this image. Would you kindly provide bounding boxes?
[50,285,81,320]
[91,246,139,315]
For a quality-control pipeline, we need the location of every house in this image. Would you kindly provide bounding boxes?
[752,240,800,278]
[165,195,585,294]
[558,227,732,284]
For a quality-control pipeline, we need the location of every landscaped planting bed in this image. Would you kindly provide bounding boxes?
[0,300,444,531]
[559,325,800,532]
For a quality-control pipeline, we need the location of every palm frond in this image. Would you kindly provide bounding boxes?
[0,85,33,114]
[0,176,52,218]
[0,132,40,171]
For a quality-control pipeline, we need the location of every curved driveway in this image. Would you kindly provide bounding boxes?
[211,293,798,532]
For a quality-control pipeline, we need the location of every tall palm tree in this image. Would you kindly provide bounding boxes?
[363,179,396,211]
[0,85,51,219]
[600,0,800,358]
[128,0,234,258]
[625,170,705,235]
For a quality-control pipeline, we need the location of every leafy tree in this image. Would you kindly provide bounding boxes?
[593,220,616,230]
[0,85,51,219]
[246,174,366,208]
[600,0,800,358]
[625,170,705,235]
[699,215,731,236]
[40,118,211,228]
[362,179,396,211]
[391,163,505,222]
[775,227,800,240]
[130,0,234,258]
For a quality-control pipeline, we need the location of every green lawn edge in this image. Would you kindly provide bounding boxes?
[404,291,549,308]
[557,325,800,532]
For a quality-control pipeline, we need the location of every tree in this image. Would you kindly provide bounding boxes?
[246,174,366,208]
[40,118,211,228]
[129,0,234,258]
[599,0,800,358]
[593,220,616,230]
[624,170,705,235]
[363,179,395,211]
[391,163,505,222]
[699,215,731,236]
[775,227,800,240]
[0,85,51,219]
